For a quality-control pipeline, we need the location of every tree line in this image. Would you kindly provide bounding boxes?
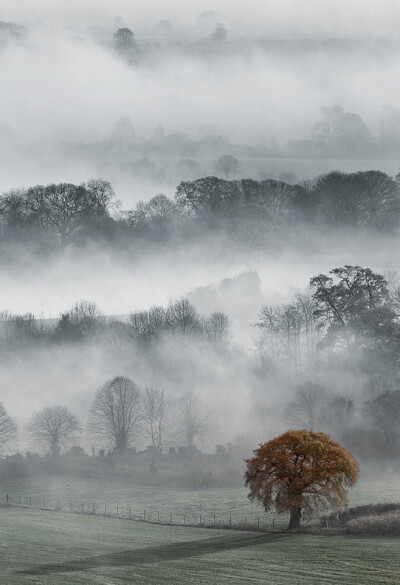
[0,381,212,458]
[0,298,230,351]
[1,170,400,256]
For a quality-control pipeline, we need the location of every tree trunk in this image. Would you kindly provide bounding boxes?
[288,507,302,530]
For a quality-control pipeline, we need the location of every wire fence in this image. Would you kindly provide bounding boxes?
[0,494,288,531]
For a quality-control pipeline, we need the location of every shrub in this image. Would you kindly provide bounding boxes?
[321,502,400,527]
[347,511,400,535]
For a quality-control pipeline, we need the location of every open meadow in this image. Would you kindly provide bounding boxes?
[0,471,399,530]
[1,507,398,585]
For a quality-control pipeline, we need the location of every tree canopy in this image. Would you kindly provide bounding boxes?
[245,430,359,529]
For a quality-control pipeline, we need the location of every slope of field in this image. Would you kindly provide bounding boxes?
[0,507,398,585]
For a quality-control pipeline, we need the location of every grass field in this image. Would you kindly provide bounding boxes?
[0,471,399,528]
[1,507,398,585]
[1,473,399,583]
[0,473,400,522]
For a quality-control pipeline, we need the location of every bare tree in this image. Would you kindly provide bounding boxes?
[203,312,230,351]
[0,311,48,349]
[287,381,327,430]
[167,299,201,336]
[55,300,105,342]
[178,390,213,449]
[256,291,319,366]
[127,305,168,347]
[0,402,17,451]
[143,385,173,453]
[28,406,80,455]
[27,181,114,246]
[294,291,319,362]
[90,376,142,453]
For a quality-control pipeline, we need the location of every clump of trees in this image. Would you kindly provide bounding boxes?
[125,299,229,351]
[256,265,400,459]
[245,430,359,529]
[88,379,212,454]
[0,179,115,249]
[0,297,229,353]
[2,170,400,259]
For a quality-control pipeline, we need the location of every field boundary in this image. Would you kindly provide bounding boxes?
[0,493,289,533]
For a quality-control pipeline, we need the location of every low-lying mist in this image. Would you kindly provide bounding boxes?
[1,2,400,486]
[3,2,400,197]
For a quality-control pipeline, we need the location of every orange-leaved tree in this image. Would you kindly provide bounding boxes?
[244,430,359,530]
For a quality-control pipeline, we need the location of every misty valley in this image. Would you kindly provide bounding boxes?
[1,3,400,584]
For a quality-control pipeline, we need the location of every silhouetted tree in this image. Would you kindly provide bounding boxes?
[143,385,173,454]
[203,312,230,350]
[167,299,201,336]
[127,306,169,347]
[178,390,213,449]
[113,27,135,56]
[26,181,114,246]
[57,300,104,341]
[90,376,142,453]
[28,406,80,456]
